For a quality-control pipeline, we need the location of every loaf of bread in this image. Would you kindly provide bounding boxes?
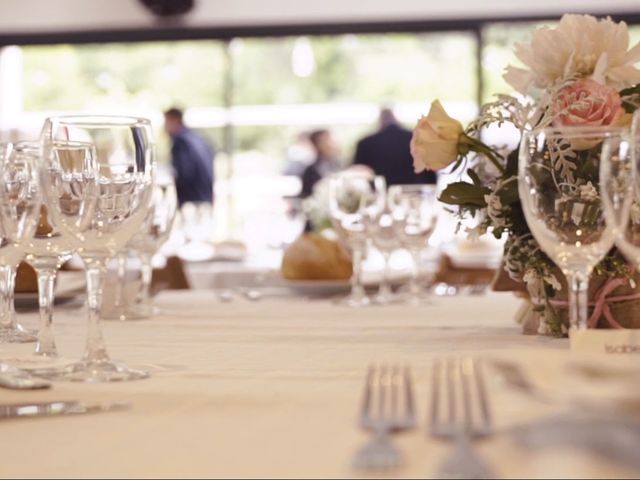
[15,206,55,293]
[281,233,352,280]
[15,262,38,293]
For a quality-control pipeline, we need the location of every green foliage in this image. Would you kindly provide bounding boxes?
[439,181,489,209]
[23,41,225,111]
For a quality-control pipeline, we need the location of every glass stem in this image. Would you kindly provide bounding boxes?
[114,252,127,315]
[83,258,110,365]
[0,265,14,329]
[34,267,58,357]
[139,252,153,310]
[409,248,422,297]
[350,245,365,299]
[379,251,392,298]
[568,269,590,331]
[7,266,18,329]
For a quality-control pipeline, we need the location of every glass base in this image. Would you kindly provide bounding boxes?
[42,360,149,383]
[335,294,371,308]
[0,324,37,343]
[6,354,75,378]
[372,291,403,305]
[395,287,434,306]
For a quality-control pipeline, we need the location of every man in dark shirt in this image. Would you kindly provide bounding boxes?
[164,107,214,206]
[300,129,339,198]
[354,108,436,185]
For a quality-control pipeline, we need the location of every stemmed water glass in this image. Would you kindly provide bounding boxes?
[388,184,438,305]
[601,113,640,268]
[367,197,405,304]
[14,141,79,358]
[329,173,386,307]
[126,181,178,318]
[519,126,622,332]
[41,115,154,382]
[0,142,40,343]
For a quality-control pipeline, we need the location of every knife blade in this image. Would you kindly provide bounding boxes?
[0,400,130,420]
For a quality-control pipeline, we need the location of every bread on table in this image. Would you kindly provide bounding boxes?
[282,233,352,280]
[15,262,38,293]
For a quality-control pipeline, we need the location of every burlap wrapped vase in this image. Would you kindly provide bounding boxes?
[492,264,640,335]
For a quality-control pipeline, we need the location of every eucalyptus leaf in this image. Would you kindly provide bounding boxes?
[467,168,482,186]
[439,181,490,207]
[505,147,519,176]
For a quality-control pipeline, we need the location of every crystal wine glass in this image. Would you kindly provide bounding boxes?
[366,196,405,304]
[0,142,40,343]
[388,184,438,305]
[519,126,622,332]
[15,141,82,357]
[41,115,155,382]
[329,173,386,307]
[126,181,178,318]
[601,114,640,268]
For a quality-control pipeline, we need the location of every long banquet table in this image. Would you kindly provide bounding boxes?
[1,290,639,478]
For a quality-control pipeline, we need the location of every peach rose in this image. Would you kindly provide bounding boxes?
[410,101,463,172]
[554,78,622,127]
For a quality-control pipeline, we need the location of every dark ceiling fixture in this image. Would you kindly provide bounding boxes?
[139,0,195,17]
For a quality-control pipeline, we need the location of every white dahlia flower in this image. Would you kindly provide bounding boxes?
[504,14,640,94]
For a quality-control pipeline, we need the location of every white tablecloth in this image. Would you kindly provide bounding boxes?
[1,291,638,478]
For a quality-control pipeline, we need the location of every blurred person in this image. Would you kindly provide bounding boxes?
[283,131,315,177]
[164,107,214,207]
[300,129,340,198]
[354,107,436,186]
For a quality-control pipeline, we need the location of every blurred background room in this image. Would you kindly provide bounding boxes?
[1,0,640,290]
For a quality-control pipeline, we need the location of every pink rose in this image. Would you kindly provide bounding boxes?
[554,78,622,127]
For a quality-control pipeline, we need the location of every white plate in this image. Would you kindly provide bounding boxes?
[280,271,412,297]
[441,242,503,269]
[280,279,351,297]
[178,242,247,263]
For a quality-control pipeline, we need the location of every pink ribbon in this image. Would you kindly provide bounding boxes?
[536,277,640,329]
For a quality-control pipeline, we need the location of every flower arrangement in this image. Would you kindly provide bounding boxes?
[411,14,640,335]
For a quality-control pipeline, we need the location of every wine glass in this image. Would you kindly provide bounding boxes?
[14,141,81,358]
[519,126,622,332]
[0,142,40,343]
[601,114,640,267]
[367,197,405,304]
[41,115,154,382]
[126,181,178,318]
[388,185,438,305]
[329,173,386,307]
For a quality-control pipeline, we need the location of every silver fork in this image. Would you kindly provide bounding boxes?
[430,357,494,479]
[352,365,417,471]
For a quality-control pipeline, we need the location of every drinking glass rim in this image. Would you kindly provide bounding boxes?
[50,140,96,151]
[19,140,94,152]
[46,114,152,128]
[530,125,627,138]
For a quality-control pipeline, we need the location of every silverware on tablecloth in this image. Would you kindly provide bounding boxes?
[352,365,416,472]
[0,363,51,390]
[430,357,494,479]
[0,400,130,420]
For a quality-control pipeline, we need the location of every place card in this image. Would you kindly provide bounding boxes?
[570,329,640,354]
